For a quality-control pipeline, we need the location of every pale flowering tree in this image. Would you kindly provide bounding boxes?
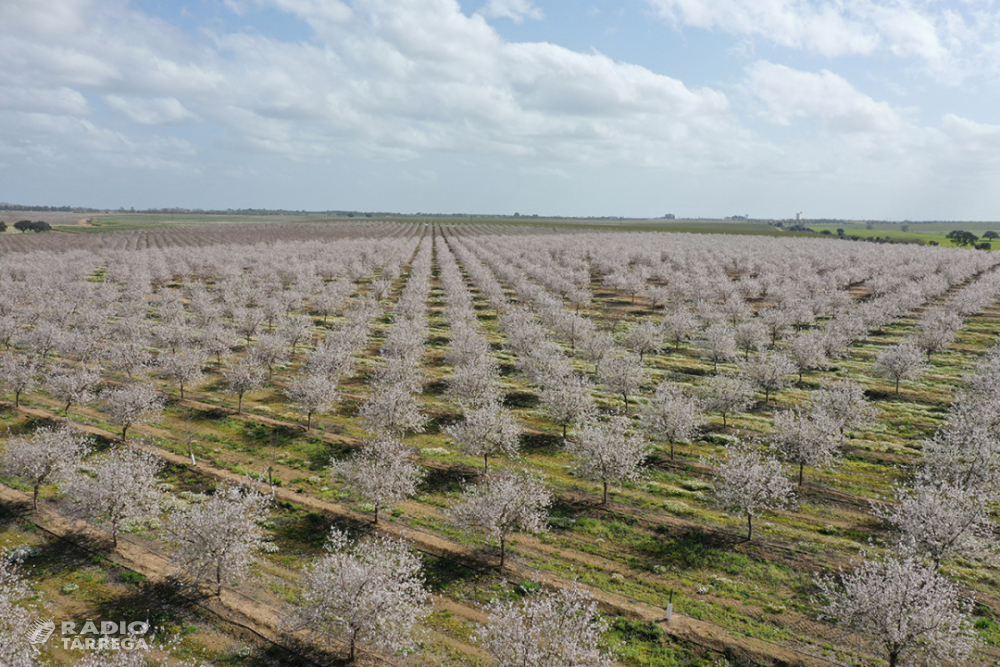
[875,341,927,394]
[640,381,706,460]
[224,355,265,415]
[477,585,613,667]
[771,409,840,486]
[811,380,876,440]
[0,425,91,509]
[815,555,977,667]
[877,480,995,568]
[102,383,164,441]
[568,417,648,504]
[597,352,644,412]
[539,373,596,439]
[330,437,422,525]
[165,480,273,595]
[444,401,521,472]
[447,358,503,409]
[158,348,206,400]
[788,332,827,383]
[295,529,430,663]
[699,374,754,427]
[740,350,795,404]
[733,320,768,359]
[450,469,551,569]
[623,320,661,361]
[0,354,38,408]
[284,373,339,431]
[360,383,426,436]
[47,366,99,420]
[700,323,737,373]
[62,445,163,548]
[660,309,697,351]
[0,556,35,667]
[713,443,794,541]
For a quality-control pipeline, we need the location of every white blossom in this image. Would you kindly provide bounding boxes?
[450,469,551,569]
[295,529,430,662]
[166,480,273,595]
[477,585,613,667]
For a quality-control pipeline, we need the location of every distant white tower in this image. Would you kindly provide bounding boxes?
[796,212,802,221]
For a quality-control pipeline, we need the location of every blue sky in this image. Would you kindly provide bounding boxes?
[2,0,1000,220]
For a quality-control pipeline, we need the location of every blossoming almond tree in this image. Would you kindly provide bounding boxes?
[296,529,430,663]
[450,469,551,569]
[477,585,613,667]
[166,480,273,595]
[0,425,91,509]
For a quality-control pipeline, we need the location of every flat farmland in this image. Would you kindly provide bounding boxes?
[0,220,998,667]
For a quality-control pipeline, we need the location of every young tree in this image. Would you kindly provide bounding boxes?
[166,480,273,595]
[916,310,961,358]
[0,556,36,667]
[0,354,37,408]
[640,381,705,460]
[878,480,995,568]
[477,585,613,667]
[815,555,977,667]
[296,529,430,663]
[539,373,597,439]
[450,469,551,569]
[598,351,643,412]
[579,333,615,376]
[224,355,265,414]
[567,416,648,504]
[660,309,697,351]
[0,425,91,509]
[624,320,661,361]
[284,373,339,431]
[47,366,98,420]
[875,341,927,394]
[733,320,768,359]
[771,409,840,486]
[330,436,422,525]
[360,383,426,436]
[741,350,795,404]
[788,332,827,383]
[447,358,503,409]
[811,380,876,440]
[713,443,794,541]
[700,323,737,373]
[103,382,163,441]
[62,445,163,548]
[159,348,206,400]
[699,373,754,427]
[444,401,521,472]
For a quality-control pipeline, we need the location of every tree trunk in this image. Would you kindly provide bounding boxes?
[483,453,489,473]
[499,534,506,569]
[798,463,804,487]
[32,484,39,510]
[623,393,629,412]
[670,440,675,460]
[602,479,608,505]
[180,383,185,400]
[895,377,900,394]
[14,390,20,408]
[746,511,753,541]
[237,393,243,414]
[306,412,312,431]
[374,503,380,525]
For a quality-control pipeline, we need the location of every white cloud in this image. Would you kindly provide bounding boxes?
[0,0,754,170]
[105,96,196,125]
[478,0,543,23]
[646,0,1000,79]
[746,61,902,134]
[0,86,89,115]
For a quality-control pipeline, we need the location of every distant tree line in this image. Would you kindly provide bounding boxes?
[8,220,51,233]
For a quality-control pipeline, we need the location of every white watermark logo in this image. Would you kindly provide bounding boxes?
[26,619,153,652]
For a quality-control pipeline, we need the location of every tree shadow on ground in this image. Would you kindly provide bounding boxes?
[418,464,471,495]
[519,432,561,455]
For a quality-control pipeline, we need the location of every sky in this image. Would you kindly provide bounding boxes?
[2,0,1000,220]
